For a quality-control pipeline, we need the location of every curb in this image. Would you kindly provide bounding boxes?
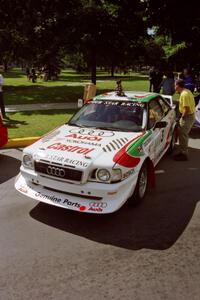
[3,137,40,149]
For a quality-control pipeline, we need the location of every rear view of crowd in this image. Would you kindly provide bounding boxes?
[149,67,199,96]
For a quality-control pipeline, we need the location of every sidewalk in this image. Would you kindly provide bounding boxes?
[5,102,77,112]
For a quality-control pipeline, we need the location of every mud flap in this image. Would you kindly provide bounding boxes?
[146,159,155,188]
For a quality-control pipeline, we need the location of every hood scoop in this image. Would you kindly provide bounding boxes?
[102,137,129,152]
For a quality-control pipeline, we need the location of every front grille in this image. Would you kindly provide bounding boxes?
[34,161,83,182]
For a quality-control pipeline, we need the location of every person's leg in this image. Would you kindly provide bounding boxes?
[179,115,195,154]
[174,114,195,160]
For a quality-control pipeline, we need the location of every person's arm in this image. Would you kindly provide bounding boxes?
[182,106,190,119]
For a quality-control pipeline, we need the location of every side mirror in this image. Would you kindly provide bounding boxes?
[78,99,83,108]
[154,121,167,129]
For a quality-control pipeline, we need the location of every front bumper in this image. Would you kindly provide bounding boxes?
[15,170,138,214]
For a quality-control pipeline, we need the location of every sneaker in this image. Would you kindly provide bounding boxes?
[173,153,188,161]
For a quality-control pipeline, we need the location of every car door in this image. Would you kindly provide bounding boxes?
[146,98,166,164]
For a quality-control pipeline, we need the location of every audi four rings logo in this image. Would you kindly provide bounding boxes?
[47,166,65,177]
[69,128,114,137]
[89,202,107,208]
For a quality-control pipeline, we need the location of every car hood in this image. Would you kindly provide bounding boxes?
[26,124,147,169]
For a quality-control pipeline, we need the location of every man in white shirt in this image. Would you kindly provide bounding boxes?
[0,71,7,119]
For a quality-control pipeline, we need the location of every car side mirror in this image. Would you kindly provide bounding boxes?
[154,121,167,129]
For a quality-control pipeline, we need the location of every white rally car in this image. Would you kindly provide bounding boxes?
[15,90,176,214]
[194,96,200,127]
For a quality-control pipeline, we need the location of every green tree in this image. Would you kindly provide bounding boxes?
[145,0,200,68]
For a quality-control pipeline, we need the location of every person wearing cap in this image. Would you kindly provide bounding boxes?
[174,79,195,161]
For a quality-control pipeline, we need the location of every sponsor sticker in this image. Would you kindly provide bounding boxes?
[46,154,65,163]
[65,138,101,147]
[46,154,89,168]
[47,143,94,155]
[66,133,102,142]
[89,202,107,208]
[88,201,107,212]
[35,192,87,212]
[122,169,134,179]
[18,185,29,194]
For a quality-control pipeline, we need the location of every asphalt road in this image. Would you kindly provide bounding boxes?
[0,130,200,300]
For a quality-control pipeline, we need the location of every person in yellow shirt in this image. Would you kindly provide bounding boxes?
[174,79,195,161]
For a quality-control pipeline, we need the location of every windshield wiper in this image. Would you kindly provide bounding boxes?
[96,126,141,132]
[95,126,120,132]
[67,122,84,127]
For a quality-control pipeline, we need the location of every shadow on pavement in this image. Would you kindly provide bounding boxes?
[190,126,200,139]
[30,147,200,251]
[0,154,21,183]
[4,118,28,128]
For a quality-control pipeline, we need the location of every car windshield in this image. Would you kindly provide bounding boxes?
[68,100,147,132]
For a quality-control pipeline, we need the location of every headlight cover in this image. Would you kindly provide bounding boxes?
[96,169,111,182]
[95,168,122,183]
[22,154,34,169]
[111,169,122,182]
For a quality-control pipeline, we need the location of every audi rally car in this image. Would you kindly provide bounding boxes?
[0,115,8,148]
[194,96,200,127]
[15,90,176,214]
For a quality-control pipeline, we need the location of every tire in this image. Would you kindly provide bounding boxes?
[129,162,148,206]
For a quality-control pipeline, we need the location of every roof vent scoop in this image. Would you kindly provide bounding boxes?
[116,80,126,97]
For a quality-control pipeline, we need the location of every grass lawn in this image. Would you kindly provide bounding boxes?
[3,68,179,139]
[4,68,149,105]
[6,110,76,139]
[3,68,149,139]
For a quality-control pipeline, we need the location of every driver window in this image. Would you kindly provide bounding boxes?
[157,97,170,114]
[148,99,163,128]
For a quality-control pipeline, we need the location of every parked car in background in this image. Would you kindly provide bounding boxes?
[194,95,200,127]
[15,89,177,214]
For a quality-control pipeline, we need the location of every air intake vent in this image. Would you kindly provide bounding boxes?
[103,137,128,152]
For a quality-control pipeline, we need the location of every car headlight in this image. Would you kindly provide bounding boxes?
[96,169,111,182]
[112,169,122,182]
[22,154,34,169]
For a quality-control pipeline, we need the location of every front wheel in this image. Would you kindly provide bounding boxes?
[129,162,148,206]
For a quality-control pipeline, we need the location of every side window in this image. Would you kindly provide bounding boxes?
[158,97,170,115]
[148,99,163,128]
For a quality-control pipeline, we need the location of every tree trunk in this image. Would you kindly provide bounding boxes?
[90,48,96,85]
[111,64,115,77]
[3,61,8,72]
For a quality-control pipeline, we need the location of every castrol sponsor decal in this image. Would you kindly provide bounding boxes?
[47,142,94,155]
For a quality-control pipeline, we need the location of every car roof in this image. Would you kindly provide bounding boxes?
[93,91,159,103]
